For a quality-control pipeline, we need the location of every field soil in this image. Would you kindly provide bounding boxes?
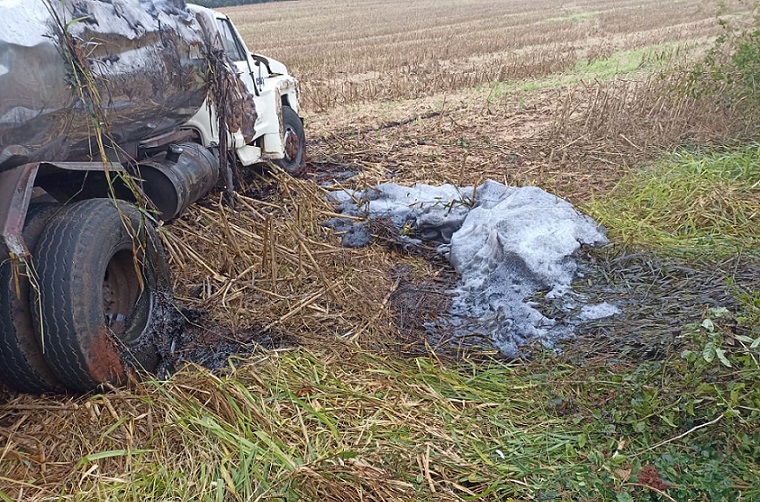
[114,0,756,373]
[0,0,758,499]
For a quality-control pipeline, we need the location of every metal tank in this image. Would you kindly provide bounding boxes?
[0,0,209,172]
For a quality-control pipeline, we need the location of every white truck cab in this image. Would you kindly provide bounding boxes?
[185,4,305,175]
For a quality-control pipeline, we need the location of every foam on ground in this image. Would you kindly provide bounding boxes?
[328,180,616,357]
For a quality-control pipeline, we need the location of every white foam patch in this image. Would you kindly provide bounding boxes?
[330,179,614,357]
[578,302,620,321]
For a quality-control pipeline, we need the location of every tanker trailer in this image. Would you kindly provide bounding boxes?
[0,0,295,393]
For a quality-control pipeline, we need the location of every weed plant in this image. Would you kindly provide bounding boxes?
[1,1,759,501]
[688,14,760,123]
[586,145,760,255]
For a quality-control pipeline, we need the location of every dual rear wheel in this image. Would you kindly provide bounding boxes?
[0,199,169,393]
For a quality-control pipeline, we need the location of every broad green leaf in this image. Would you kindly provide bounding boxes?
[715,348,732,367]
[702,342,717,363]
[617,492,634,502]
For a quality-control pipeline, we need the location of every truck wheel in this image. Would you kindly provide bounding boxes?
[0,204,66,394]
[275,106,306,176]
[32,199,170,392]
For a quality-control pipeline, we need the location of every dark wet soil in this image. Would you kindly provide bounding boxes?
[389,263,458,357]
[147,304,294,378]
[563,247,760,364]
[386,243,760,365]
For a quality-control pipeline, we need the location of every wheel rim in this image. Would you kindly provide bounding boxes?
[102,249,142,342]
[283,126,301,163]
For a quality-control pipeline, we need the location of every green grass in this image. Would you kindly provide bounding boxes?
[585,144,760,255]
[545,11,601,23]
[574,47,656,78]
[484,44,683,99]
[15,339,756,501]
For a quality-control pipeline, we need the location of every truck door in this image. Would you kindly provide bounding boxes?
[215,18,257,96]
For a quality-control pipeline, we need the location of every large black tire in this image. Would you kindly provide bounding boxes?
[32,199,171,392]
[0,204,66,394]
[274,106,306,176]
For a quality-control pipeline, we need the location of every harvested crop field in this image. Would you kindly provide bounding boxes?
[1,0,759,500]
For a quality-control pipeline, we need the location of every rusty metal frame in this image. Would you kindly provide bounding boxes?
[1,161,129,259]
[0,163,39,259]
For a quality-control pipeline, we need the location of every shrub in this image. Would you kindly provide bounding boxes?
[688,9,760,123]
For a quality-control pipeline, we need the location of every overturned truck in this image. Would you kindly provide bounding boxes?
[0,0,305,393]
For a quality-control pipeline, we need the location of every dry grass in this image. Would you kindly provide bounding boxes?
[0,352,594,500]
[229,0,752,111]
[160,173,396,344]
[1,0,759,500]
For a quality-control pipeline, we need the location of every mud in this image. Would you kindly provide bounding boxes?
[114,285,293,382]
[142,300,293,378]
[562,248,760,364]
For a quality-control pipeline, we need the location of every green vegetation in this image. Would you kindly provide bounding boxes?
[484,44,682,99]
[586,145,760,254]
[688,16,760,118]
[546,11,601,23]
[37,335,759,500]
[574,45,677,78]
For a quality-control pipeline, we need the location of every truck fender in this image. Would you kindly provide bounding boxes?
[262,80,301,158]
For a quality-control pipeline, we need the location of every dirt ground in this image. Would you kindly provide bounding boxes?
[156,80,758,372]
[312,79,759,356]
[305,85,634,201]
